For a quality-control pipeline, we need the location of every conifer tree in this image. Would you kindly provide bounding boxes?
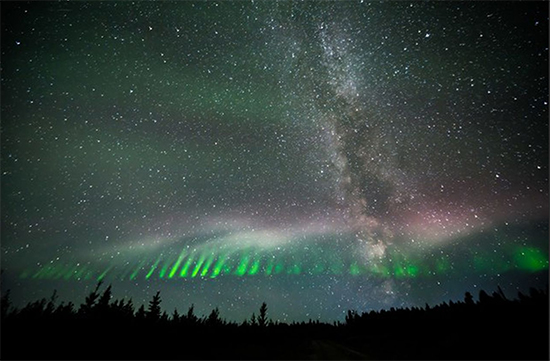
[464,292,474,306]
[1,289,11,318]
[147,291,162,320]
[207,307,221,326]
[186,304,198,324]
[45,290,58,315]
[172,308,180,323]
[258,302,268,327]
[123,298,135,318]
[80,281,102,315]
[136,304,146,321]
[96,284,112,315]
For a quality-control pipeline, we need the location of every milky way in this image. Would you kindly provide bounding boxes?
[1,1,548,322]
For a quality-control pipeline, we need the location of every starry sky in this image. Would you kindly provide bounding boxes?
[1,1,548,322]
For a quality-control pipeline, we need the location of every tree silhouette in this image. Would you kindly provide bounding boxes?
[172,308,180,323]
[206,307,222,327]
[135,304,146,321]
[45,290,58,316]
[186,303,198,324]
[1,283,548,360]
[497,285,508,300]
[160,310,169,323]
[80,281,102,316]
[147,291,162,320]
[123,298,135,318]
[1,289,12,319]
[96,284,112,316]
[345,310,359,326]
[258,302,268,327]
[54,301,75,320]
[479,290,491,304]
[464,291,474,306]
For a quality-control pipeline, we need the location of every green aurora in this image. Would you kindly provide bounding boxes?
[23,243,548,282]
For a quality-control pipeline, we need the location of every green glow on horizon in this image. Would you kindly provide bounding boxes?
[32,265,50,279]
[146,256,162,280]
[394,263,406,278]
[43,266,57,279]
[350,262,361,276]
[274,262,284,274]
[47,267,59,279]
[57,267,66,279]
[473,255,490,272]
[180,255,194,277]
[64,264,79,280]
[265,259,274,275]
[169,250,188,278]
[51,265,65,280]
[235,254,250,276]
[436,257,451,274]
[159,258,172,278]
[248,258,260,275]
[97,265,113,281]
[312,262,325,274]
[287,263,301,275]
[329,260,344,275]
[53,267,65,279]
[73,265,88,280]
[514,247,549,272]
[370,263,390,277]
[119,264,135,281]
[191,254,206,278]
[406,264,419,277]
[130,261,146,280]
[19,243,549,281]
[84,269,94,280]
[211,256,227,278]
[50,266,62,279]
[222,261,233,274]
[201,254,215,277]
[39,265,55,279]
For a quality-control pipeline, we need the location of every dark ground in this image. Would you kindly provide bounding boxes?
[1,286,548,360]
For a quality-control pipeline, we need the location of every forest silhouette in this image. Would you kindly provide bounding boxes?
[1,282,548,360]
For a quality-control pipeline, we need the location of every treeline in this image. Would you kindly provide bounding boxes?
[1,281,276,328]
[342,287,549,359]
[1,283,548,359]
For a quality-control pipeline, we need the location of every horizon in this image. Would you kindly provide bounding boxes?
[3,277,548,324]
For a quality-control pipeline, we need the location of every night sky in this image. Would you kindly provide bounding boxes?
[1,1,548,323]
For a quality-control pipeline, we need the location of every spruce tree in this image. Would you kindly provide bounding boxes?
[96,284,112,316]
[258,302,268,327]
[147,291,162,320]
[186,304,198,324]
[172,308,180,323]
[80,281,102,316]
[136,304,146,321]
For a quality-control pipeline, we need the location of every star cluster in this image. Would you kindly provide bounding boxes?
[1,1,548,322]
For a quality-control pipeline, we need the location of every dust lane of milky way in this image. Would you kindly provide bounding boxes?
[1,1,548,322]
